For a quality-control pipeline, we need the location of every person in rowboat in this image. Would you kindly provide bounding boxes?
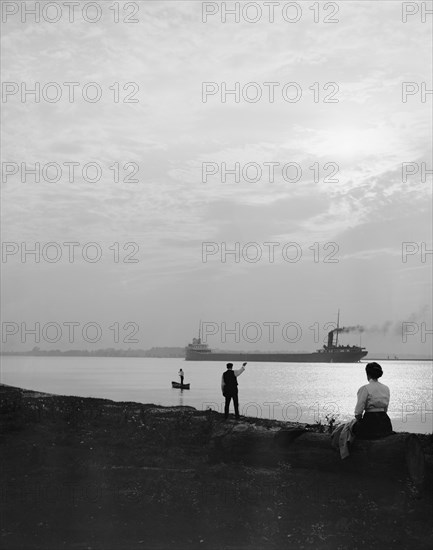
[178,368,185,386]
[221,362,247,420]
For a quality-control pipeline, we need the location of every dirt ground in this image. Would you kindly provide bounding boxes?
[1,384,432,550]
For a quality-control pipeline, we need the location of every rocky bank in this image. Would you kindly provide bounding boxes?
[1,383,432,550]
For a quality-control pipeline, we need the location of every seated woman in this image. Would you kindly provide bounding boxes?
[353,362,393,439]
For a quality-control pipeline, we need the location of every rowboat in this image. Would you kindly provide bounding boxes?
[171,381,190,390]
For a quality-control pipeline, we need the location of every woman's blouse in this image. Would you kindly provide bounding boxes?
[355,380,390,416]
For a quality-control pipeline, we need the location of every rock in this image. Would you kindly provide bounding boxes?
[210,427,427,487]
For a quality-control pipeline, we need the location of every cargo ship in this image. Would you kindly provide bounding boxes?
[185,325,368,363]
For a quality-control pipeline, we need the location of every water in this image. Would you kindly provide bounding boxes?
[1,356,432,434]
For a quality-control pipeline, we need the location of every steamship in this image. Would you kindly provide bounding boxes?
[185,324,368,363]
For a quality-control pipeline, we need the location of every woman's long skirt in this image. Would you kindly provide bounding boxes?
[353,412,393,439]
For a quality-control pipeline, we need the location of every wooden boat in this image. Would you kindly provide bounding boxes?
[171,381,190,390]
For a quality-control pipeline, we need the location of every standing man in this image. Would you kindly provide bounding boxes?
[179,368,184,385]
[221,362,247,420]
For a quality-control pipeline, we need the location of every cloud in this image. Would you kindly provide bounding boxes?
[1,2,431,352]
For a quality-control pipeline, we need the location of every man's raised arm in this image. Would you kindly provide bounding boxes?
[234,362,247,376]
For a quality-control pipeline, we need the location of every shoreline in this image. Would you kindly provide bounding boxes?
[1,383,432,549]
[1,382,431,435]
[1,379,430,435]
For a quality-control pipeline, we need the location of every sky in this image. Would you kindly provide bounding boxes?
[1,0,432,356]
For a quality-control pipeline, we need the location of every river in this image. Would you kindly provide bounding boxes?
[1,356,431,434]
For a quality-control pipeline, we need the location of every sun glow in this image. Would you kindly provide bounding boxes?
[313,127,392,159]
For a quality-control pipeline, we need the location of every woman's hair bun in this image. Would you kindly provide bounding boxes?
[365,362,383,379]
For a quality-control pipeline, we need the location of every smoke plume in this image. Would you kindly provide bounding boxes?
[334,321,392,335]
[332,307,430,337]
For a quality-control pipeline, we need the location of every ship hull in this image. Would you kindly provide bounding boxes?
[185,349,368,363]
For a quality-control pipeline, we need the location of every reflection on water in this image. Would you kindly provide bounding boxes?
[1,356,432,434]
[177,390,185,407]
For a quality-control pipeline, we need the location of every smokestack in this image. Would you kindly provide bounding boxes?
[328,330,334,348]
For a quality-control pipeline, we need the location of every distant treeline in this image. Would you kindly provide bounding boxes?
[1,347,185,358]
[1,348,431,361]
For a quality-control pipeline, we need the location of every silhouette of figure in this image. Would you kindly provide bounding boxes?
[179,368,184,385]
[221,362,246,419]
